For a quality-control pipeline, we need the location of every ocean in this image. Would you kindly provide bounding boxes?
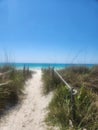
[0,63,97,70]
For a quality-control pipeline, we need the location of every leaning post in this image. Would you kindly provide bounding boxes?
[70,87,76,122]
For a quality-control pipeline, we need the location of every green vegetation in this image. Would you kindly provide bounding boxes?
[42,66,98,130]
[0,65,32,115]
[59,66,98,92]
[42,68,63,94]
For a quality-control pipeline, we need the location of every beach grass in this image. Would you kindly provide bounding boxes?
[0,64,33,115]
[42,66,98,130]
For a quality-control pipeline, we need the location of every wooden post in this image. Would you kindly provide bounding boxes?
[71,88,76,122]
[54,70,77,123]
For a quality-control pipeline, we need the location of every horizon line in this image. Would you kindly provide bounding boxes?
[0,62,98,65]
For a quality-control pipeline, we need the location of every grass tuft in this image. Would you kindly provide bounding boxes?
[0,65,32,115]
[42,66,98,130]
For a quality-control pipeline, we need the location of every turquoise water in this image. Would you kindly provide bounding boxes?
[0,63,97,69]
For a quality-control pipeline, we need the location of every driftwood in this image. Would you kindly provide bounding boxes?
[0,80,12,87]
[0,70,12,77]
[0,70,12,86]
[0,70,12,81]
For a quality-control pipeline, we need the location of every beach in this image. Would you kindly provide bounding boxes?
[0,69,52,130]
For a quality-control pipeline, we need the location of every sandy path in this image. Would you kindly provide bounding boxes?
[0,70,52,130]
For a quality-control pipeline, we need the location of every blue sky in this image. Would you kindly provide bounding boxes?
[0,0,98,63]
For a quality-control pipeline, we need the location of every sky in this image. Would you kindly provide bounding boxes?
[0,0,98,63]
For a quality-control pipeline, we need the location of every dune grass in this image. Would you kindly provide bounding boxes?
[59,66,98,92]
[42,68,63,94]
[0,65,32,115]
[42,66,98,130]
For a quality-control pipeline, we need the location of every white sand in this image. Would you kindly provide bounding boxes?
[0,69,53,130]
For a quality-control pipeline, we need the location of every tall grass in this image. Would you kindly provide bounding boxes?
[59,66,98,92]
[42,68,63,94]
[46,86,98,130]
[0,65,32,115]
[42,66,98,130]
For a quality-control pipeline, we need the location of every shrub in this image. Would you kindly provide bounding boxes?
[46,86,98,130]
[0,65,32,115]
[42,67,98,130]
[42,68,63,94]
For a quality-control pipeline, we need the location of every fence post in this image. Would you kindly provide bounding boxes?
[54,70,77,123]
[71,87,76,122]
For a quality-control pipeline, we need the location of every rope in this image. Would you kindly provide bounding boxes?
[54,70,77,95]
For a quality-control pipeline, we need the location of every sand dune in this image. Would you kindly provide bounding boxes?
[0,70,52,130]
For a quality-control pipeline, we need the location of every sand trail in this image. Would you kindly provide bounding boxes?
[0,69,52,130]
